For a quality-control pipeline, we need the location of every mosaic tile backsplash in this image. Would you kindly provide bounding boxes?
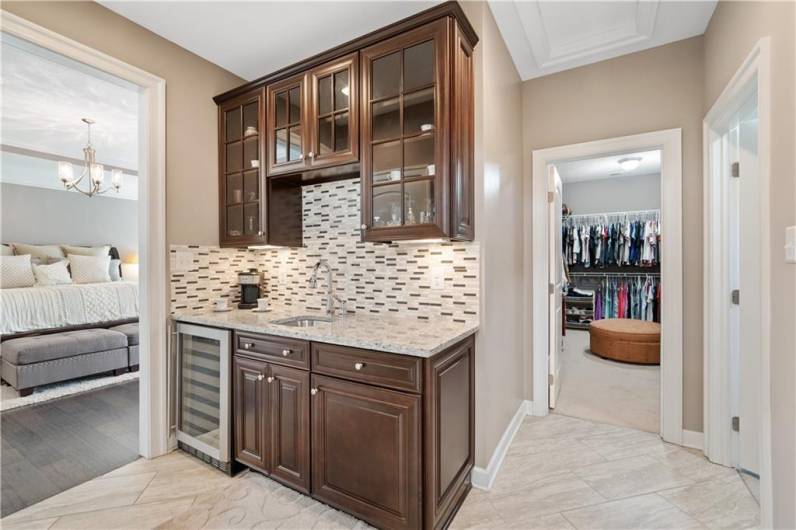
[170,179,479,322]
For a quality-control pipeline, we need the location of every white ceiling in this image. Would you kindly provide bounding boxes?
[488,0,717,80]
[99,1,439,81]
[556,149,661,183]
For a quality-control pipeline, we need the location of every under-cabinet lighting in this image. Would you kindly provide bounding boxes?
[248,245,281,250]
[396,238,448,244]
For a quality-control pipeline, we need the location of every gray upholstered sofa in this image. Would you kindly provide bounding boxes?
[1,322,139,396]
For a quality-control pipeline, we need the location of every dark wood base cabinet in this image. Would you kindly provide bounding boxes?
[232,333,475,529]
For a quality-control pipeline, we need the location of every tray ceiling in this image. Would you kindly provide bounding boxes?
[99,1,438,81]
[488,0,717,80]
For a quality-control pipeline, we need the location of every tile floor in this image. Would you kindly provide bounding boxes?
[0,414,759,530]
[554,329,660,433]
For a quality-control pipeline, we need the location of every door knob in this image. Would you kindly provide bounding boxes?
[282,349,291,357]
[267,376,274,383]
[310,388,318,395]
[360,224,367,230]
[354,362,365,371]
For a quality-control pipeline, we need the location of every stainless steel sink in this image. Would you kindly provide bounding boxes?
[272,315,333,327]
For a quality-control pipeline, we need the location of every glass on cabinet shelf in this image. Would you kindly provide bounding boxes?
[227,204,243,237]
[372,183,402,228]
[243,170,259,202]
[403,88,435,136]
[243,137,259,170]
[403,40,435,92]
[226,142,242,173]
[242,102,258,136]
[404,179,435,225]
[227,174,243,205]
[225,107,241,142]
[243,203,259,236]
[373,140,401,183]
[403,134,435,178]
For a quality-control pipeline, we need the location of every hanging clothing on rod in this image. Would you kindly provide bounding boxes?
[563,210,660,269]
[593,274,661,322]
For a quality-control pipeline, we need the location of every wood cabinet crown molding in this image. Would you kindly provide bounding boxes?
[213,1,478,105]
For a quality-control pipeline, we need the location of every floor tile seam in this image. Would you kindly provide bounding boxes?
[651,491,713,528]
[483,469,592,501]
[2,491,143,525]
[45,495,198,526]
[737,471,762,507]
[132,471,165,505]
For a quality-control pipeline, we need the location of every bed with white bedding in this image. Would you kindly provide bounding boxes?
[0,281,139,336]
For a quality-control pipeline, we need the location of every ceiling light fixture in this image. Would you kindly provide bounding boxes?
[618,157,642,172]
[57,118,124,198]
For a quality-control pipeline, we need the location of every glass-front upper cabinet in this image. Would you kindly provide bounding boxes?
[266,73,308,176]
[360,19,451,242]
[307,52,359,170]
[219,89,266,247]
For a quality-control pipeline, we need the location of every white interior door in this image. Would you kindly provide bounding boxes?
[548,166,563,408]
[728,93,761,476]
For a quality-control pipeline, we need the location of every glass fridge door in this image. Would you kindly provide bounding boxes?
[176,323,230,461]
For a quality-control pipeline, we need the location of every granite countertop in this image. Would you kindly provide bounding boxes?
[172,308,478,358]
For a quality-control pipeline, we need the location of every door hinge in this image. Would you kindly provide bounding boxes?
[547,191,555,203]
[731,289,740,305]
[731,161,740,178]
[732,416,740,432]
[549,374,554,386]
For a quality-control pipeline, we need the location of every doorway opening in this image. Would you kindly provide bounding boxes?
[548,150,662,433]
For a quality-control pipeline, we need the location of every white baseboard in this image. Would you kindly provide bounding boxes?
[472,400,531,490]
[530,399,548,417]
[682,429,704,450]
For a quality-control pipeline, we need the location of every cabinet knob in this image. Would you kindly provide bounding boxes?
[281,348,291,357]
[257,230,263,236]
[354,362,365,371]
[267,376,274,383]
[243,343,253,350]
[310,388,318,396]
[360,224,367,230]
[256,374,264,381]
[308,151,315,159]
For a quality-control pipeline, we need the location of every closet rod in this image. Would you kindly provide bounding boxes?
[564,209,660,224]
[569,271,660,277]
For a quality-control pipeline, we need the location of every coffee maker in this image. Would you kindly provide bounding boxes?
[237,269,261,309]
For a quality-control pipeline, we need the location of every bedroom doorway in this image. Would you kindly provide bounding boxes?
[0,12,167,517]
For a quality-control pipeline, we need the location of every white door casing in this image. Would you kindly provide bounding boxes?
[548,166,563,408]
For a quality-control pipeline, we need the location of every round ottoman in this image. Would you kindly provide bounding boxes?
[589,319,661,365]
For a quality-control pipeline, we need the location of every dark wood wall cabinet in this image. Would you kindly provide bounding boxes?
[215,1,477,246]
[232,333,475,529]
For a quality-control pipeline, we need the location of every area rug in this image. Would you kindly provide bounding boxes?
[0,371,140,412]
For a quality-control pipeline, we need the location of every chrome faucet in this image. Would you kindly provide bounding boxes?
[308,260,346,317]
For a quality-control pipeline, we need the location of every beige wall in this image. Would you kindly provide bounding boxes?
[3,1,245,247]
[704,2,796,527]
[461,1,526,467]
[522,37,706,432]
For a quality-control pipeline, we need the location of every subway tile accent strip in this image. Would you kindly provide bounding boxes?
[171,179,479,322]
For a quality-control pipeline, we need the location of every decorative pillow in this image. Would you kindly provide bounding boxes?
[33,260,73,286]
[1,245,13,256]
[67,254,111,284]
[109,258,121,281]
[0,255,36,289]
[11,243,65,264]
[61,244,111,257]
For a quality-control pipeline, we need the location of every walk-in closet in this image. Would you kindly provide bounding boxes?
[551,149,662,433]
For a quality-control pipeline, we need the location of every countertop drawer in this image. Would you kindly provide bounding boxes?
[236,332,310,370]
[311,342,422,393]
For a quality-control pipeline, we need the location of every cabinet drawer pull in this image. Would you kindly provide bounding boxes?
[267,376,274,383]
[256,374,264,381]
[360,224,367,230]
[354,362,365,371]
[243,343,253,350]
[310,388,318,396]
[282,348,292,357]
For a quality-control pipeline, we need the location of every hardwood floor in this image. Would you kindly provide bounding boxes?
[1,380,139,517]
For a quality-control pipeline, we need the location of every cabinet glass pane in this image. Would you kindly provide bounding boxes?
[244,203,259,236]
[403,40,434,92]
[373,140,401,183]
[275,128,287,164]
[288,87,301,124]
[225,107,241,142]
[179,334,222,443]
[243,170,259,202]
[318,75,332,116]
[226,142,242,172]
[227,205,243,237]
[404,179,435,225]
[288,125,302,161]
[372,183,401,228]
[275,91,288,128]
[243,137,259,170]
[334,70,349,110]
[371,51,400,100]
[318,116,333,155]
[372,97,400,141]
[404,134,435,178]
[243,103,258,136]
[227,174,242,205]
[403,88,434,135]
[334,113,349,152]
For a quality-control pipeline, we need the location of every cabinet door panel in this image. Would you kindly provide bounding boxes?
[267,74,308,176]
[270,364,310,493]
[450,22,475,241]
[311,374,421,530]
[233,356,269,472]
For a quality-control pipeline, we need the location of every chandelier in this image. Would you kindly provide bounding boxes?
[57,118,124,198]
